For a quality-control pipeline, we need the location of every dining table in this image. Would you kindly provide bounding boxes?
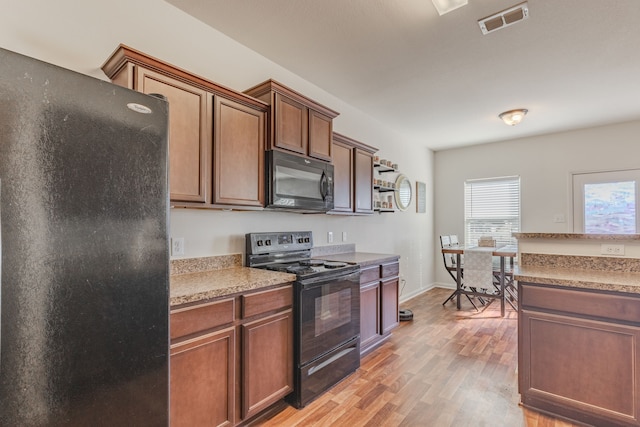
[441,244,518,317]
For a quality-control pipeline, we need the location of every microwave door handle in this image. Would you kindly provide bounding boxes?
[320,171,328,200]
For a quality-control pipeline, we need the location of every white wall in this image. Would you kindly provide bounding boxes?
[434,119,640,285]
[1,0,436,300]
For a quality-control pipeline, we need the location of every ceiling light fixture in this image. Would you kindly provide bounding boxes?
[499,109,528,126]
[432,0,468,15]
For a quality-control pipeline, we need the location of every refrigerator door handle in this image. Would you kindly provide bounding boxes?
[0,178,2,374]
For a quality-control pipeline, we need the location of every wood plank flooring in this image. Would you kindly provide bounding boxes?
[252,287,586,427]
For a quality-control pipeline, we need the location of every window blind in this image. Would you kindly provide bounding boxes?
[464,176,520,246]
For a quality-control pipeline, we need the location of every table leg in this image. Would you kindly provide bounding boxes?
[456,253,462,310]
[500,256,505,317]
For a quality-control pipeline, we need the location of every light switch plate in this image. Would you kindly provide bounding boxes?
[601,244,624,255]
[171,237,185,256]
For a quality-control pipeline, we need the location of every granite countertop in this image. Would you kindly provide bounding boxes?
[317,252,400,267]
[169,250,399,307]
[515,265,640,294]
[170,257,295,307]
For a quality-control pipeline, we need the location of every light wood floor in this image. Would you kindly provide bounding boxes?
[254,287,586,427]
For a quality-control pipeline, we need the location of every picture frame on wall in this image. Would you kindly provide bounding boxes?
[416,181,426,213]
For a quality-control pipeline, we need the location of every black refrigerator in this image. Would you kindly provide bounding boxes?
[0,48,170,426]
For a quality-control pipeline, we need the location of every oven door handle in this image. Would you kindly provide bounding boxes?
[298,269,360,288]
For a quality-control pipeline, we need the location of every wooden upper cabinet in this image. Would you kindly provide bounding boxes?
[308,110,333,162]
[331,138,354,212]
[354,148,374,214]
[136,67,210,203]
[244,79,339,162]
[214,96,265,207]
[331,132,377,215]
[102,44,268,210]
[274,93,307,155]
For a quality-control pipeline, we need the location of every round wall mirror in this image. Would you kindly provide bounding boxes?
[395,174,412,211]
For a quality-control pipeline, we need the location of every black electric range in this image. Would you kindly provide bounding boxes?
[245,231,361,408]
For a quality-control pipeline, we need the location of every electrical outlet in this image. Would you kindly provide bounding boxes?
[600,244,624,256]
[327,232,333,243]
[342,231,348,242]
[171,237,185,256]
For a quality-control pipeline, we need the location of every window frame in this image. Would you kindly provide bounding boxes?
[572,168,640,234]
[464,176,521,247]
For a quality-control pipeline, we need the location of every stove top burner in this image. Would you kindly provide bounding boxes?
[266,263,315,275]
[299,259,325,267]
[263,259,356,278]
[323,261,348,269]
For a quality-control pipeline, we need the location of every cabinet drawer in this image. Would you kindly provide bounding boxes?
[170,298,235,340]
[381,262,399,278]
[242,285,293,318]
[521,282,640,324]
[360,265,381,284]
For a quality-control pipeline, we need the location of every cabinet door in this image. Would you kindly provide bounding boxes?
[520,310,640,425]
[135,66,210,203]
[331,139,354,212]
[213,96,265,207]
[354,148,374,213]
[170,327,235,427]
[274,93,307,155]
[360,280,381,351]
[381,277,399,334]
[308,110,332,161]
[242,310,293,420]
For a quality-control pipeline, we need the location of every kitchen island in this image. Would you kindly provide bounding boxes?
[514,233,640,427]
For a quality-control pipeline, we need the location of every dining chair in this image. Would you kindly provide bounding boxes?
[440,235,480,310]
[463,248,496,294]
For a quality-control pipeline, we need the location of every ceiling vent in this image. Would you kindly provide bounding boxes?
[478,2,529,35]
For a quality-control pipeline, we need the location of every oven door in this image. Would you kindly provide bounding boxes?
[297,270,360,364]
[266,150,334,212]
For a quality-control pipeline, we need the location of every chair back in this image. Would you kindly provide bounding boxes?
[464,248,494,291]
[440,235,456,268]
[450,235,459,246]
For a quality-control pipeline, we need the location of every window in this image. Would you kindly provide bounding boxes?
[465,176,520,246]
[572,169,640,233]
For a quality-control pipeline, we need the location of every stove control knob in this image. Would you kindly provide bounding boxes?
[265,239,272,246]
[297,237,304,243]
[256,240,263,246]
[304,237,310,243]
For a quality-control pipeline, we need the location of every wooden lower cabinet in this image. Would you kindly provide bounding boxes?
[359,279,381,352]
[170,284,293,427]
[519,282,640,426]
[170,328,235,427]
[381,276,400,334]
[242,310,293,419]
[359,258,400,356]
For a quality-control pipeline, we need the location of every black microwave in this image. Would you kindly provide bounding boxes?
[265,150,334,213]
